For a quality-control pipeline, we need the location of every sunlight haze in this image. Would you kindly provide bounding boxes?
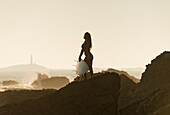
[0,0,170,69]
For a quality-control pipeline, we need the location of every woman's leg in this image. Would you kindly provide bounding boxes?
[84,73,87,80]
[90,55,93,78]
[90,68,93,78]
[84,54,93,79]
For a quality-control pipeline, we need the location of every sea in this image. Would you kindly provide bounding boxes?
[0,70,76,92]
[0,68,143,92]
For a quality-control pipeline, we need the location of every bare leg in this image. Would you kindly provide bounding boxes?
[84,73,87,80]
[90,68,93,78]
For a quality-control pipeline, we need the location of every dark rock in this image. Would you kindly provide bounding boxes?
[120,84,170,115]
[0,72,120,115]
[0,89,56,107]
[140,51,170,91]
[101,68,138,109]
[119,51,170,115]
[118,74,137,108]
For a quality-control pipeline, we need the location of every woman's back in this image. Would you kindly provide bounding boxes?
[82,41,91,54]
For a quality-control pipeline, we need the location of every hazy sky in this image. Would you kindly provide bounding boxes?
[0,0,170,69]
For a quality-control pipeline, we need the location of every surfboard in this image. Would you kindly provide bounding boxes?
[75,60,89,75]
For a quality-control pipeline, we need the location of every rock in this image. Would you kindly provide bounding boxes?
[119,51,170,115]
[101,68,138,109]
[0,89,56,107]
[0,72,121,115]
[103,68,140,83]
[140,51,170,91]
[119,84,170,115]
[118,74,138,108]
[31,73,69,90]
[151,104,170,115]
[2,80,19,86]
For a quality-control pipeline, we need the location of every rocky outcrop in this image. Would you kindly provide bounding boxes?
[2,80,19,86]
[118,74,138,108]
[101,68,138,108]
[0,72,121,115]
[103,68,140,83]
[0,89,56,107]
[140,51,170,90]
[120,84,170,115]
[119,51,170,114]
[31,73,69,89]
[151,104,170,115]
[83,69,138,109]
[32,77,69,89]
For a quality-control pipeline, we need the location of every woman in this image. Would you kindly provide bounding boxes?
[78,32,94,79]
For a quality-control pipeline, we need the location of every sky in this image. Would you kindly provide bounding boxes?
[0,0,170,69]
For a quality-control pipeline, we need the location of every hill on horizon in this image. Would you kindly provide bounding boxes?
[0,63,143,78]
[0,64,49,72]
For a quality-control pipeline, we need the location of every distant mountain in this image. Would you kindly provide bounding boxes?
[0,64,49,84]
[0,64,49,72]
[0,64,75,83]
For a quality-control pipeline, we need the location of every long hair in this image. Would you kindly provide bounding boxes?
[84,32,92,50]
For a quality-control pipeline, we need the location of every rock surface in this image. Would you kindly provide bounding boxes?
[32,76,69,89]
[103,68,140,83]
[31,73,69,89]
[118,74,138,108]
[101,68,138,108]
[119,51,170,115]
[140,51,170,90]
[2,80,19,86]
[120,84,170,115]
[0,89,56,107]
[0,72,121,115]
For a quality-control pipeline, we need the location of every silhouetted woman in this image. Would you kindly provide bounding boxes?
[79,32,94,79]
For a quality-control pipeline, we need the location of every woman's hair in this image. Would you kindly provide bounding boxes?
[84,32,92,50]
